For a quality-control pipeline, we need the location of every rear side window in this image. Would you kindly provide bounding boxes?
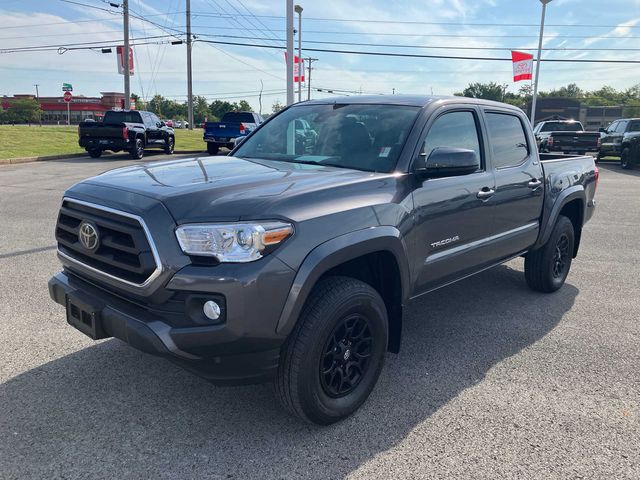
[626,120,640,132]
[616,120,629,133]
[485,113,529,169]
[422,111,482,164]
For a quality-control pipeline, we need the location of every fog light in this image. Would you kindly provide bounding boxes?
[203,300,221,320]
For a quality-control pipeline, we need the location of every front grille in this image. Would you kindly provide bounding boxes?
[56,199,159,286]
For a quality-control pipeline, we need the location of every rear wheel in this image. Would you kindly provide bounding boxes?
[620,147,631,169]
[275,276,388,425]
[524,215,575,293]
[164,136,175,154]
[207,143,219,155]
[87,149,102,158]
[129,138,144,159]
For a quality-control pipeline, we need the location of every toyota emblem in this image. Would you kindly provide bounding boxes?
[78,222,99,251]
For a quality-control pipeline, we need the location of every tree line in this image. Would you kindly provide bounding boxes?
[454,82,640,117]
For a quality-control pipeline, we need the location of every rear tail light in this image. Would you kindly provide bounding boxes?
[547,136,554,147]
[597,136,602,148]
[594,165,599,192]
[122,127,129,140]
[239,123,245,134]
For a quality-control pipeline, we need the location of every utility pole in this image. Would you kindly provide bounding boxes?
[123,0,131,109]
[34,84,41,125]
[306,57,318,101]
[531,0,552,124]
[186,0,194,130]
[294,5,303,103]
[286,0,294,106]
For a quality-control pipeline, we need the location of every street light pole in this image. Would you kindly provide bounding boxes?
[295,4,303,103]
[123,0,131,109]
[530,0,552,125]
[186,0,194,130]
[286,0,294,106]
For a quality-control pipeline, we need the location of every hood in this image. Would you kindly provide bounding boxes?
[81,155,399,223]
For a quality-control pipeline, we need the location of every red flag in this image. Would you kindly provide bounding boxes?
[511,51,533,82]
[284,52,305,82]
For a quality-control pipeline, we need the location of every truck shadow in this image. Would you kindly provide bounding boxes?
[0,264,577,479]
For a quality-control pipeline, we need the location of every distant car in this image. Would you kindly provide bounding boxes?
[78,110,175,159]
[598,118,640,168]
[533,120,601,156]
[175,120,183,129]
[203,111,264,155]
[164,119,174,128]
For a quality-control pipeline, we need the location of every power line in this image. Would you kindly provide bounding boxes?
[195,39,640,64]
[187,12,640,29]
[192,33,640,52]
[0,35,176,54]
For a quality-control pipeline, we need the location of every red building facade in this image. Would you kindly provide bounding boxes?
[1,92,136,124]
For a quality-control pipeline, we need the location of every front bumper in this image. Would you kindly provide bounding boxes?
[48,261,294,384]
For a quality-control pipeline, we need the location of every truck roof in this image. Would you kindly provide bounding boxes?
[304,94,519,110]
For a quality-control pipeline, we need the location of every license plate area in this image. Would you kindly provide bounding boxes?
[66,293,108,340]
[99,139,110,145]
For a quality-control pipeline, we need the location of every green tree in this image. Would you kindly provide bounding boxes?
[271,100,284,113]
[454,82,505,101]
[194,96,210,123]
[5,98,41,123]
[209,100,239,120]
[549,83,583,98]
[238,100,252,111]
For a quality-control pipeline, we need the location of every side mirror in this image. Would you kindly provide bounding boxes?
[598,127,606,133]
[415,147,479,178]
[158,121,165,127]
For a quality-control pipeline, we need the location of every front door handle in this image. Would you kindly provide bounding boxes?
[528,179,542,189]
[477,188,495,200]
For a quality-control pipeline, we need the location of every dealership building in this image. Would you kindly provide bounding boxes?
[1,92,135,124]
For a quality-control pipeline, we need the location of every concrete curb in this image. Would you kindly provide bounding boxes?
[0,150,207,165]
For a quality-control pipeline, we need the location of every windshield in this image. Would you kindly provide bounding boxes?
[540,121,583,132]
[233,103,420,172]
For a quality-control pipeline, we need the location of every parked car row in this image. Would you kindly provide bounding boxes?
[534,117,640,169]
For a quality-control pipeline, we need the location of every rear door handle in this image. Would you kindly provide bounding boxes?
[528,179,542,189]
[477,188,495,200]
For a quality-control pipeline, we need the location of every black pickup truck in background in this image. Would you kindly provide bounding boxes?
[533,120,601,156]
[598,118,640,168]
[50,96,597,424]
[78,110,175,160]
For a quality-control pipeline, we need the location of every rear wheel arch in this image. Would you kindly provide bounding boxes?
[558,199,584,258]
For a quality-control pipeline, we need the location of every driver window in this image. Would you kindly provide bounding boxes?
[423,111,482,166]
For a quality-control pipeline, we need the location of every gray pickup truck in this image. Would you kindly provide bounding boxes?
[49,96,597,424]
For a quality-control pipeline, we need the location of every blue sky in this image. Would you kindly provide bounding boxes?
[1,0,639,111]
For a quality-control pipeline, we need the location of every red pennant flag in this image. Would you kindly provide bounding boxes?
[511,51,533,82]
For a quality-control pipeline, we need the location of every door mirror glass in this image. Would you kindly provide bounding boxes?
[415,147,479,178]
[598,127,606,133]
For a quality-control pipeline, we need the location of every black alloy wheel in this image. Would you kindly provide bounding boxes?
[320,314,373,398]
[552,233,570,279]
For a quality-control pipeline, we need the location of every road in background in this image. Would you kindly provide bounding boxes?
[0,157,638,479]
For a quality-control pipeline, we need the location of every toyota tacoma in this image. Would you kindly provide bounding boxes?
[49,96,597,424]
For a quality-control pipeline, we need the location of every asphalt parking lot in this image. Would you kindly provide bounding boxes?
[0,156,638,479]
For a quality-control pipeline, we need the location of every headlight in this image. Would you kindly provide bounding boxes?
[175,221,293,263]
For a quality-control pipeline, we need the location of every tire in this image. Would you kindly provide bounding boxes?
[129,138,144,159]
[620,147,631,169]
[595,151,602,164]
[524,215,575,293]
[164,136,175,154]
[275,276,388,425]
[88,149,102,158]
[207,143,219,155]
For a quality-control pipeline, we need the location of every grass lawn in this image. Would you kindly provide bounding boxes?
[0,125,206,160]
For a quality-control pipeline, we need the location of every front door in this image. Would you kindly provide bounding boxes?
[410,108,497,295]
[601,120,623,156]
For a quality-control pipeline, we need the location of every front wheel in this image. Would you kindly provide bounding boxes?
[129,138,144,159]
[164,136,175,154]
[275,276,388,425]
[87,149,102,158]
[207,143,219,155]
[620,147,631,169]
[524,215,575,293]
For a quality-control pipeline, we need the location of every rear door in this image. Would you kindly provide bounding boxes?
[410,106,497,294]
[142,112,161,144]
[481,108,544,257]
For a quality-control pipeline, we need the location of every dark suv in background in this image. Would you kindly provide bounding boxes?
[598,118,640,168]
